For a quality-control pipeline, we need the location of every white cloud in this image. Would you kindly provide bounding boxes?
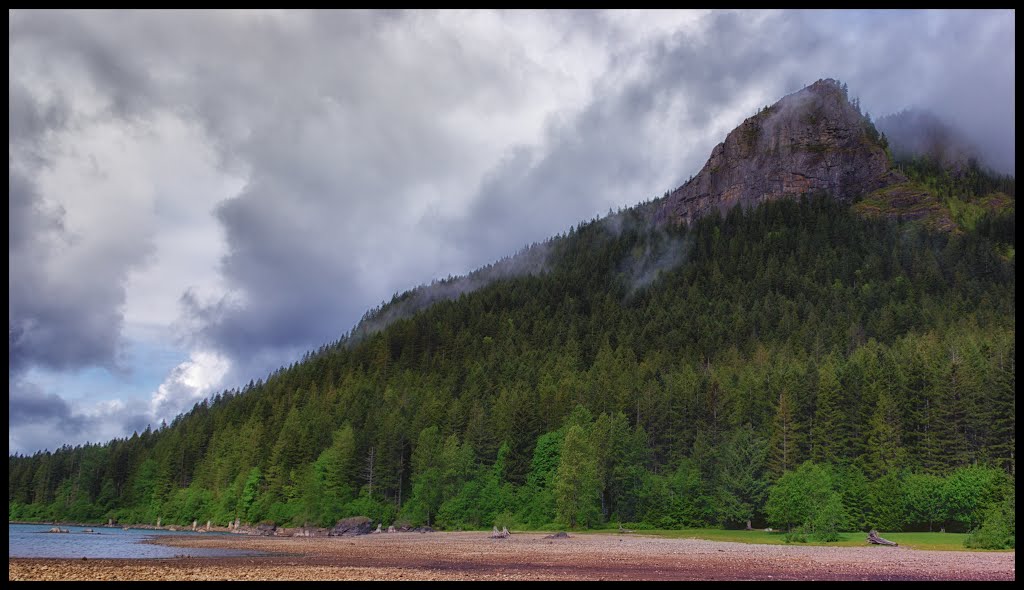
[150,350,231,424]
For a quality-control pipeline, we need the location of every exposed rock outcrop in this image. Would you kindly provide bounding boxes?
[657,78,903,226]
[852,182,957,233]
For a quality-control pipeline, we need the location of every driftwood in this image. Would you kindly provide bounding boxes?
[867,529,898,546]
[490,526,511,539]
[618,524,634,534]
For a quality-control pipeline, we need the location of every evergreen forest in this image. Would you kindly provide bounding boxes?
[9,158,1015,547]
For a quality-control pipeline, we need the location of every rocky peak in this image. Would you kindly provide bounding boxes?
[657,78,904,225]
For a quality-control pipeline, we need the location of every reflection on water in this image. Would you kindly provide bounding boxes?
[8,523,262,559]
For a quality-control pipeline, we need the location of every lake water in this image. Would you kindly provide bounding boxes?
[8,523,263,559]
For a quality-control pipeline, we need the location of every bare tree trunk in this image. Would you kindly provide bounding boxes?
[364,447,376,497]
[396,450,404,509]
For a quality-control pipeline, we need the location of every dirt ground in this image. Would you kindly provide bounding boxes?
[8,531,1015,581]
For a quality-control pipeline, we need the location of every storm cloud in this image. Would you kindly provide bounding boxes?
[9,9,1014,454]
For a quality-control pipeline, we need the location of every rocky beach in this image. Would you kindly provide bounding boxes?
[9,532,1015,581]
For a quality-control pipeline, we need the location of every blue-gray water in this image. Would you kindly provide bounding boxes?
[8,524,261,559]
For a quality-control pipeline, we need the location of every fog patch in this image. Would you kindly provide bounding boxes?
[346,240,554,343]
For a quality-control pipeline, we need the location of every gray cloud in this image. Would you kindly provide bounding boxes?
[8,380,87,434]
[8,78,127,374]
[441,10,817,265]
[8,379,153,454]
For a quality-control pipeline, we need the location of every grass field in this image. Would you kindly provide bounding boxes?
[577,528,1008,552]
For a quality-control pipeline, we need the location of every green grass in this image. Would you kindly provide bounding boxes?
[575,528,1007,552]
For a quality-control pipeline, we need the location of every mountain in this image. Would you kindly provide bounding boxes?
[352,79,933,341]
[656,78,902,225]
[9,80,1015,543]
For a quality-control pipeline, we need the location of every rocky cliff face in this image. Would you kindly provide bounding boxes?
[657,79,904,225]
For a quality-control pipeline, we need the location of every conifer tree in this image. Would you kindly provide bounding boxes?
[554,423,600,529]
[811,360,848,464]
[863,389,907,479]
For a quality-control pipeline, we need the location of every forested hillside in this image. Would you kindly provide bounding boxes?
[9,159,1014,546]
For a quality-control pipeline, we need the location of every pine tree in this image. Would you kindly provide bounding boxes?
[863,389,907,479]
[717,424,768,528]
[407,426,443,526]
[311,424,357,516]
[811,360,848,464]
[987,340,1015,475]
[932,349,971,470]
[554,423,600,529]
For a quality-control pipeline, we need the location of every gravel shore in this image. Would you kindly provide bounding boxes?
[9,531,1015,581]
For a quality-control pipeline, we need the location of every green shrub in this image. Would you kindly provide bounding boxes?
[964,494,1015,550]
[810,493,845,542]
[783,527,808,543]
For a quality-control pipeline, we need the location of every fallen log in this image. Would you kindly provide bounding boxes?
[867,529,898,546]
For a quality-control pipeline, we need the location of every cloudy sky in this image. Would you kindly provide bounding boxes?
[9,9,1015,455]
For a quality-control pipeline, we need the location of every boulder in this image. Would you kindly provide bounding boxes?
[251,522,277,536]
[544,531,570,539]
[329,516,374,536]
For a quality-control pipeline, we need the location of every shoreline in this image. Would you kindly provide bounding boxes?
[8,531,1015,581]
[10,520,235,534]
